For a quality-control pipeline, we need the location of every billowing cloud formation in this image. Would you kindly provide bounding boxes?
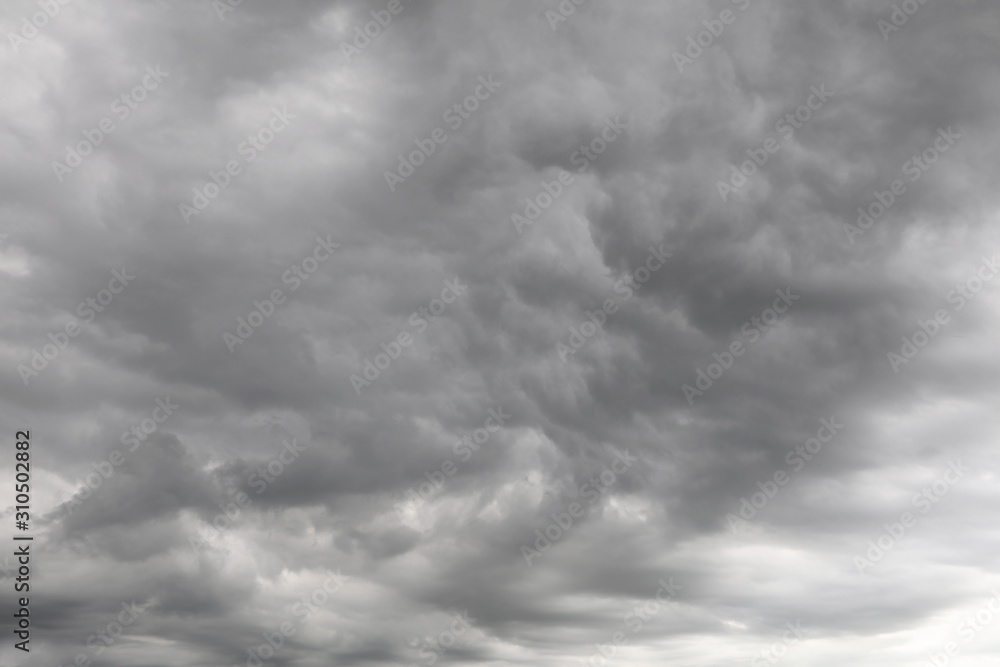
[2,0,1000,666]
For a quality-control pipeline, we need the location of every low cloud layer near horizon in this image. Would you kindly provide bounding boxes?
[1,1,999,666]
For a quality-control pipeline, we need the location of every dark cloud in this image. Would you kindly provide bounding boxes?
[2,0,1000,666]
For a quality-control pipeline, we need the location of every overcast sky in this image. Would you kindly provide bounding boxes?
[2,1,1000,666]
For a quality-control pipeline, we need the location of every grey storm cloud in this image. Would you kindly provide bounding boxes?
[1,0,999,666]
